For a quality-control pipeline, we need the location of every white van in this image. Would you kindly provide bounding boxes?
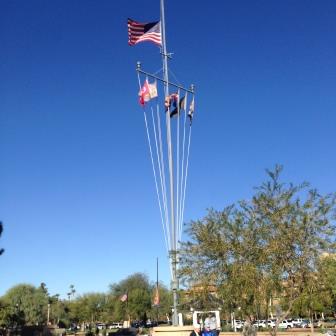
[109,323,123,329]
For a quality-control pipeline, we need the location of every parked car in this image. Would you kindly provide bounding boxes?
[109,323,122,329]
[298,320,310,328]
[96,323,106,330]
[292,318,303,327]
[278,320,294,329]
[253,320,267,328]
[267,319,276,328]
[234,320,245,330]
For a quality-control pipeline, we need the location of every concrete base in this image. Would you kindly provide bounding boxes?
[153,326,193,336]
[152,329,325,336]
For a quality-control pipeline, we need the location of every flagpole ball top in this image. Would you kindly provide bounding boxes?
[136,61,141,70]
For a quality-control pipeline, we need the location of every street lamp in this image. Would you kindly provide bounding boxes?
[47,303,51,325]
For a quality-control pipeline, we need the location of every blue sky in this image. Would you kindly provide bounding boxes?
[1,0,335,298]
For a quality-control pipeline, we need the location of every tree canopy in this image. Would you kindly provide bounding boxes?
[180,166,336,331]
[0,273,172,329]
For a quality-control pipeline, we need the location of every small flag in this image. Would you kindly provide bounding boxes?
[188,97,195,124]
[148,81,158,99]
[153,287,160,306]
[170,96,186,118]
[120,293,128,302]
[165,93,179,112]
[128,18,162,46]
[138,80,157,106]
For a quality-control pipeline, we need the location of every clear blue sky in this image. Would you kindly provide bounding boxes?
[1,0,335,298]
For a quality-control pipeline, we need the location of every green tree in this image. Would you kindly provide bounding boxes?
[72,293,108,324]
[68,284,76,301]
[1,284,49,326]
[180,166,336,335]
[109,273,152,321]
[253,166,336,333]
[0,298,12,328]
[48,294,64,326]
[315,255,336,316]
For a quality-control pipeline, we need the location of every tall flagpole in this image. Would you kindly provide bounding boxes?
[160,0,178,327]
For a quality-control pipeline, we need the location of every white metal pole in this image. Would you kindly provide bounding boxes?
[160,0,178,326]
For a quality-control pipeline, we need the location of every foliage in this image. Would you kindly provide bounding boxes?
[68,285,76,301]
[1,284,49,326]
[71,292,108,323]
[109,273,152,321]
[0,273,172,329]
[179,165,336,333]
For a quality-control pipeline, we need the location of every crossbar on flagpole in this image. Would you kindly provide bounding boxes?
[137,63,194,94]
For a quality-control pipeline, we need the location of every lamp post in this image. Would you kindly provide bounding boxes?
[47,303,51,325]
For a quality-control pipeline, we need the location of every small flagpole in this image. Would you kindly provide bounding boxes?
[160,0,179,327]
[156,257,159,322]
[156,257,159,291]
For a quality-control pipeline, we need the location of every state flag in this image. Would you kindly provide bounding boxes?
[170,96,186,118]
[188,97,195,124]
[139,80,157,106]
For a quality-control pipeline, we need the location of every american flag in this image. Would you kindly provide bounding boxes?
[128,18,162,46]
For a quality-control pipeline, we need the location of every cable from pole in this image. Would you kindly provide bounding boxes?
[155,103,171,251]
[143,110,169,253]
[175,88,181,250]
[137,72,169,252]
[168,68,182,87]
[150,105,171,252]
[178,92,188,241]
[179,126,192,249]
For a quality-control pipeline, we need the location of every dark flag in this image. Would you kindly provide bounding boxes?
[170,95,186,117]
[128,18,162,46]
[165,93,179,112]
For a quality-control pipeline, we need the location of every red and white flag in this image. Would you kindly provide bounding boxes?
[139,80,158,106]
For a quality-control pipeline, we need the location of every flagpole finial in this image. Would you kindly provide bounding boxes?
[190,84,195,93]
[136,61,141,71]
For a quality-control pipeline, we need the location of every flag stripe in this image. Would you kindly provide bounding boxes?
[128,18,162,46]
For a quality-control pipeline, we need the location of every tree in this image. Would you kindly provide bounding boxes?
[70,292,108,324]
[180,166,336,335]
[109,273,152,321]
[68,284,76,301]
[1,284,49,326]
[252,166,336,334]
[48,294,64,326]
